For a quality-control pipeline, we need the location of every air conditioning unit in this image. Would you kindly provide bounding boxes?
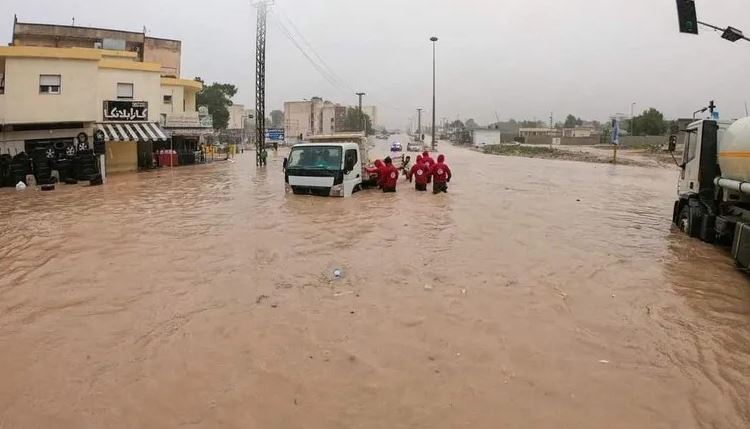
[94,41,103,49]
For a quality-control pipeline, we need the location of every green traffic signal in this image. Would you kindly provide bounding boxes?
[676,0,699,35]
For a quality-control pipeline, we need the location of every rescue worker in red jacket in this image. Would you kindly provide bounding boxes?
[421,151,435,184]
[422,151,435,167]
[381,157,399,193]
[408,155,431,191]
[371,159,386,188]
[431,154,452,194]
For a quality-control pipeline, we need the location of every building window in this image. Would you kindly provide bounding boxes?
[39,74,61,94]
[163,95,173,104]
[0,73,4,94]
[117,83,134,100]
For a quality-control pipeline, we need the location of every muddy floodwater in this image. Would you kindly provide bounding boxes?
[1,138,749,428]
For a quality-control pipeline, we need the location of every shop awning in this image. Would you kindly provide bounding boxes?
[97,122,169,142]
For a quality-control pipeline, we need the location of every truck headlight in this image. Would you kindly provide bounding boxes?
[329,184,343,197]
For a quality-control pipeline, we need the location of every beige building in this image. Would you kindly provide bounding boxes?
[0,20,209,177]
[284,98,347,142]
[519,128,560,138]
[361,105,378,127]
[562,127,595,138]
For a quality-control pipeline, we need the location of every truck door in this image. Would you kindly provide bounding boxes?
[343,148,361,197]
[678,125,701,195]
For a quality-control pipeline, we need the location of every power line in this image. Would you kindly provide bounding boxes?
[270,14,347,93]
[275,6,352,90]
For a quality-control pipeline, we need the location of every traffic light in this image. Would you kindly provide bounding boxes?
[676,0,698,34]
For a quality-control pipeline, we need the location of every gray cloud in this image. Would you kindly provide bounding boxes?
[2,0,749,127]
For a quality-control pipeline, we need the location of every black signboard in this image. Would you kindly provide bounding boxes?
[103,100,149,122]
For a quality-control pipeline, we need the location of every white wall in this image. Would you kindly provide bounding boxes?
[472,130,502,147]
[160,84,185,115]
[97,68,161,122]
[2,57,98,124]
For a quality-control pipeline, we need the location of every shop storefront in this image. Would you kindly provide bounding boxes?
[97,100,168,173]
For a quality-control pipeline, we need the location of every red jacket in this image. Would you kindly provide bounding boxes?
[431,155,452,183]
[373,160,386,187]
[410,162,431,185]
[421,152,435,167]
[382,164,399,188]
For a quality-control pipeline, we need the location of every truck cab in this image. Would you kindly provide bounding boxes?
[283,133,370,197]
[672,117,750,269]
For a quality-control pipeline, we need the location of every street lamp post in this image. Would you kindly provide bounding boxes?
[430,36,438,151]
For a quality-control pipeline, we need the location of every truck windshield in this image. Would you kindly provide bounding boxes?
[288,146,343,170]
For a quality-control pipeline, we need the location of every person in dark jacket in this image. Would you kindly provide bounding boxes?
[430,154,452,194]
[381,157,399,192]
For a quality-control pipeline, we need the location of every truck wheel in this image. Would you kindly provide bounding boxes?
[678,205,701,238]
[700,215,716,244]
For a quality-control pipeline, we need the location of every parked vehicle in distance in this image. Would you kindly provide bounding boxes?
[390,141,403,152]
[407,140,422,152]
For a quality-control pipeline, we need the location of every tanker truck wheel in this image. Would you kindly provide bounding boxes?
[677,205,701,239]
[677,204,698,237]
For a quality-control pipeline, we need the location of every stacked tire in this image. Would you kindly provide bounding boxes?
[73,150,98,181]
[10,153,31,186]
[31,148,53,185]
[0,154,11,187]
[53,158,74,183]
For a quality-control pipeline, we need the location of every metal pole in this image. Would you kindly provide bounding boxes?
[254,1,268,166]
[417,108,422,141]
[430,36,438,150]
[356,92,365,134]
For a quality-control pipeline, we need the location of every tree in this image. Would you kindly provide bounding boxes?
[270,110,284,128]
[632,108,667,136]
[465,118,480,129]
[342,107,372,134]
[519,120,543,128]
[449,119,465,129]
[564,114,584,128]
[195,80,237,130]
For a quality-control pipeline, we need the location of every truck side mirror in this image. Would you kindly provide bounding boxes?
[282,157,288,171]
[668,135,677,152]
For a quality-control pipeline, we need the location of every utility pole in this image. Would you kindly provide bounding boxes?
[417,108,423,141]
[430,36,438,150]
[356,92,366,134]
[254,1,269,166]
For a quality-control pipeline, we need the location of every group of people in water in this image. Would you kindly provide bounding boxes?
[371,151,452,194]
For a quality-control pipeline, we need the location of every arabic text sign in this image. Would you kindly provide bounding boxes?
[103,101,149,122]
[265,128,285,141]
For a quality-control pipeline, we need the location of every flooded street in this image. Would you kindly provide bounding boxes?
[1,138,749,428]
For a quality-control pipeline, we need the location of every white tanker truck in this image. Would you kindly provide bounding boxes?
[671,114,750,269]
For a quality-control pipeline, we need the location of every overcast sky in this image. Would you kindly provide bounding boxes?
[2,0,749,128]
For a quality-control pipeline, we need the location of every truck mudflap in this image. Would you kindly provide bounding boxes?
[732,223,750,269]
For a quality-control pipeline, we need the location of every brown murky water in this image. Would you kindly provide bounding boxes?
[1,139,749,428]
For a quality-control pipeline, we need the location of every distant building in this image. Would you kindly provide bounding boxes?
[361,106,378,127]
[562,127,595,138]
[227,105,254,130]
[284,97,347,142]
[519,128,560,138]
[472,129,502,148]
